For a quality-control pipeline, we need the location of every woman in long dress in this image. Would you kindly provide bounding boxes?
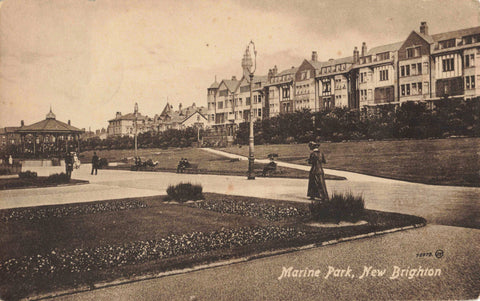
[307,147,328,200]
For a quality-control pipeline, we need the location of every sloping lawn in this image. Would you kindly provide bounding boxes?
[0,194,425,300]
[219,138,480,186]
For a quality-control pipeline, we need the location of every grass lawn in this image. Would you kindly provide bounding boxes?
[79,148,344,180]
[0,177,88,190]
[0,194,425,300]
[218,137,480,187]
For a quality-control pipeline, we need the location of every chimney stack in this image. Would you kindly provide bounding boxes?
[420,21,428,35]
[116,112,122,119]
[21,120,24,127]
[353,46,359,63]
[361,42,367,57]
[273,65,278,75]
[232,76,237,81]
[68,120,71,125]
[312,51,318,62]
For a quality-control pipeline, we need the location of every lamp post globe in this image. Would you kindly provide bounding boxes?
[241,41,257,180]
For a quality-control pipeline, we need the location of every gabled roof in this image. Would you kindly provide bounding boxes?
[432,26,480,42]
[4,127,20,133]
[160,102,174,117]
[367,41,403,55]
[413,31,434,44]
[277,66,298,76]
[181,110,208,125]
[209,80,220,89]
[109,112,148,122]
[221,79,240,92]
[308,60,326,70]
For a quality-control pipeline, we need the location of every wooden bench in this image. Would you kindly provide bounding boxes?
[253,163,278,177]
[177,163,199,174]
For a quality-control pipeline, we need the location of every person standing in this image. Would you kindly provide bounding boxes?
[307,143,328,201]
[8,155,13,166]
[65,152,73,180]
[91,152,99,175]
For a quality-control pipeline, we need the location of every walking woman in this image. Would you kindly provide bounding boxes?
[307,142,328,200]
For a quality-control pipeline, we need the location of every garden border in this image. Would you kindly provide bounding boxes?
[29,222,426,301]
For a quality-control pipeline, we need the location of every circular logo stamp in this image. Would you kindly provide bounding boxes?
[435,249,444,259]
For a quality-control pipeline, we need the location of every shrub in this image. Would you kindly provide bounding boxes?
[310,192,365,223]
[165,182,204,202]
[18,171,37,179]
[47,173,70,184]
[0,168,10,175]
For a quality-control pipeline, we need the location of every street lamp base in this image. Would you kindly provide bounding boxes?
[247,175,255,180]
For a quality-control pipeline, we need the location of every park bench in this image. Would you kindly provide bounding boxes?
[177,163,198,174]
[253,162,278,177]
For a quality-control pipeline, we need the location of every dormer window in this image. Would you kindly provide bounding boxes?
[376,52,390,61]
[438,39,456,49]
[463,34,480,45]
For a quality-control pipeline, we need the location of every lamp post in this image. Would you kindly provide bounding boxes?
[134,102,138,158]
[242,41,257,180]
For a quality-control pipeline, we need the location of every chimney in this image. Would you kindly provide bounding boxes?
[312,51,318,62]
[353,46,359,63]
[68,120,71,125]
[116,112,122,119]
[21,120,24,127]
[329,58,334,62]
[361,42,367,57]
[231,76,237,81]
[179,103,183,111]
[273,65,278,75]
[420,21,428,35]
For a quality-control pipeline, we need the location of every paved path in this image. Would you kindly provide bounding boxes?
[53,225,480,301]
[1,155,479,228]
[1,153,478,300]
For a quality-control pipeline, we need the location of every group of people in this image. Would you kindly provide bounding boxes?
[176,158,190,173]
[64,151,99,179]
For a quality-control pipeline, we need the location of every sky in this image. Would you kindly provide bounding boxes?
[0,0,479,130]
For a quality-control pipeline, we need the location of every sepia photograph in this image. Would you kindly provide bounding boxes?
[0,0,479,300]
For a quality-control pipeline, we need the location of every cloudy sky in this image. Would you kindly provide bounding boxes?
[0,0,479,130]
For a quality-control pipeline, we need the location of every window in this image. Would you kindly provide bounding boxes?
[401,66,405,77]
[466,75,475,89]
[442,58,454,72]
[418,82,422,94]
[406,65,410,76]
[401,84,405,96]
[246,97,251,106]
[439,39,456,49]
[424,82,429,94]
[380,69,388,81]
[406,46,421,58]
[376,52,390,61]
[258,95,262,103]
[282,88,290,98]
[465,54,475,67]
[360,72,367,83]
[412,83,417,95]
[406,84,410,95]
[411,64,416,75]
[367,89,372,101]
[218,102,223,109]
[322,81,331,94]
[417,63,422,75]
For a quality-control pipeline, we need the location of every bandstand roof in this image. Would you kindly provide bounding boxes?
[16,109,83,134]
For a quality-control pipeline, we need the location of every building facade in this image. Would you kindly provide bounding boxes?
[207,22,480,132]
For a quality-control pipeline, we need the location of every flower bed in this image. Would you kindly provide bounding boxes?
[0,226,304,281]
[0,199,147,222]
[188,199,309,221]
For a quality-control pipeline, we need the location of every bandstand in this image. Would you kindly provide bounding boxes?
[15,109,84,159]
